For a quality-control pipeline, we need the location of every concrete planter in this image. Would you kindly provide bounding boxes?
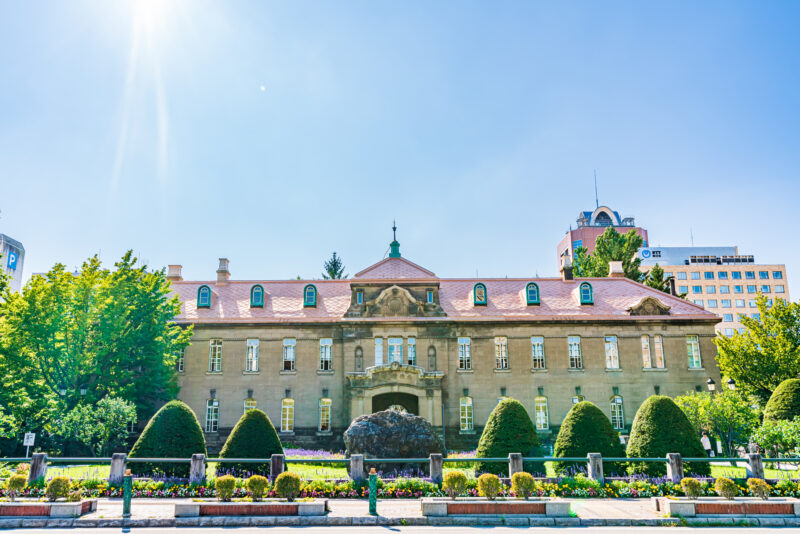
[421,497,570,517]
[654,497,800,517]
[0,500,97,518]
[174,499,328,517]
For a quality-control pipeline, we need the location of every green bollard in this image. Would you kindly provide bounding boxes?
[368,468,377,516]
[122,470,132,518]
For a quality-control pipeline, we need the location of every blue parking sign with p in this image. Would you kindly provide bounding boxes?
[7,251,17,270]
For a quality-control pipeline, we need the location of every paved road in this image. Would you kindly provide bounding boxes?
[10,528,792,533]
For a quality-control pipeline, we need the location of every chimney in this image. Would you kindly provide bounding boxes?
[668,276,677,296]
[217,258,230,285]
[608,261,625,278]
[560,255,573,281]
[166,265,183,281]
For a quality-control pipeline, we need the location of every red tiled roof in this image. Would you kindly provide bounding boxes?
[354,257,436,279]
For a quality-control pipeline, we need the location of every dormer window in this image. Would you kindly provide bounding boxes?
[304,284,317,307]
[250,285,265,308]
[526,282,540,305]
[426,289,434,304]
[579,282,593,305]
[197,285,211,308]
[473,283,487,306]
[356,290,364,305]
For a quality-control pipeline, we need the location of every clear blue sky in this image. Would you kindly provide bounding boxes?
[1,1,799,296]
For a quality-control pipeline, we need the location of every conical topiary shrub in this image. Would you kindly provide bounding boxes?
[216,409,283,476]
[476,398,544,475]
[626,395,709,476]
[553,401,626,475]
[764,379,800,423]
[128,400,207,477]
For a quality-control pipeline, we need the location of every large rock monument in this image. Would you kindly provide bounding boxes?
[344,408,443,458]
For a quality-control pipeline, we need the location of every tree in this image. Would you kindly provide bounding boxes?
[216,409,283,476]
[571,227,644,281]
[645,264,671,293]
[674,390,759,457]
[764,379,800,423]
[751,418,800,457]
[57,397,136,457]
[128,400,206,477]
[476,398,543,475]
[322,252,347,279]
[626,396,710,476]
[553,401,625,474]
[714,297,800,405]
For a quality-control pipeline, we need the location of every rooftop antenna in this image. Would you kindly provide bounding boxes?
[690,227,694,247]
[594,169,599,209]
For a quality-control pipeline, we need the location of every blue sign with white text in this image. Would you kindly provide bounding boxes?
[7,251,18,270]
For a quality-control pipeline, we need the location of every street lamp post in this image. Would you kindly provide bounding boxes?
[726,378,736,391]
[706,378,716,393]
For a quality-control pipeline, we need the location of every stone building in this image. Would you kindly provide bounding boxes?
[169,237,721,452]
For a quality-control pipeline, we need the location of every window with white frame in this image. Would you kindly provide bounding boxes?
[605,335,619,369]
[686,335,702,368]
[246,338,259,372]
[243,398,257,414]
[281,398,294,432]
[205,399,219,432]
[641,335,651,368]
[319,338,332,371]
[610,396,624,430]
[318,398,332,432]
[407,338,416,366]
[534,397,549,430]
[388,337,403,364]
[458,337,472,370]
[653,334,665,368]
[459,397,473,431]
[531,336,545,369]
[176,348,185,373]
[494,337,508,370]
[208,339,222,373]
[568,336,583,369]
[283,339,296,371]
[374,338,383,366]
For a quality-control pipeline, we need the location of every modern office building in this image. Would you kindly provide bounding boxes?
[0,233,25,293]
[557,206,649,261]
[169,234,720,452]
[639,246,789,336]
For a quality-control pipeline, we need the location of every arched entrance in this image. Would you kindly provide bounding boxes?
[372,392,419,415]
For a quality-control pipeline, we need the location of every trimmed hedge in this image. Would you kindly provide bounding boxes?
[553,401,625,475]
[626,395,709,476]
[128,400,207,477]
[216,409,283,476]
[475,398,544,475]
[764,379,800,423]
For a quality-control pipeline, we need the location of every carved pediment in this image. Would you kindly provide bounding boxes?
[627,296,671,316]
[367,285,423,317]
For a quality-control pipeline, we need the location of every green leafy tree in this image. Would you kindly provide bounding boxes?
[476,398,543,475]
[674,390,759,457]
[714,297,800,405]
[322,252,347,279]
[57,397,137,457]
[571,227,644,281]
[553,401,625,474]
[751,418,800,457]
[645,264,671,293]
[763,379,800,423]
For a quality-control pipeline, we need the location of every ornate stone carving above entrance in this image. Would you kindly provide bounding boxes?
[344,284,446,318]
[627,296,671,316]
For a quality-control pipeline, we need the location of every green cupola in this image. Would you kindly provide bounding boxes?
[389,221,401,258]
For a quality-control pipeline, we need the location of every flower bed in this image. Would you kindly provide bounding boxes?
[175,499,327,517]
[654,497,800,517]
[421,497,569,517]
[0,499,97,518]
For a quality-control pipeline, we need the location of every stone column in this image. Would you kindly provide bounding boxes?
[108,453,127,486]
[271,454,285,480]
[429,453,443,485]
[666,453,684,484]
[508,453,523,478]
[746,453,765,480]
[587,453,604,483]
[28,453,47,484]
[189,454,205,485]
[350,454,364,481]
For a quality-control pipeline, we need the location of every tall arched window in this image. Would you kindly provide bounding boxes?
[473,283,487,306]
[526,282,540,305]
[534,396,549,430]
[610,395,625,430]
[459,397,473,432]
[579,282,593,304]
[197,285,211,308]
[281,398,294,432]
[318,398,332,432]
[354,346,364,372]
[303,284,317,307]
[250,285,265,308]
[427,346,437,370]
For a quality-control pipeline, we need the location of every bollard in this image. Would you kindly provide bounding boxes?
[429,453,443,486]
[508,453,523,478]
[666,453,684,484]
[189,454,206,485]
[587,453,604,484]
[109,453,127,486]
[746,453,764,480]
[28,453,47,484]
[271,454,285,481]
[122,469,132,518]
[350,454,364,482]
[368,468,377,516]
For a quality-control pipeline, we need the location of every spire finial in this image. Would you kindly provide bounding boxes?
[392,220,397,241]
